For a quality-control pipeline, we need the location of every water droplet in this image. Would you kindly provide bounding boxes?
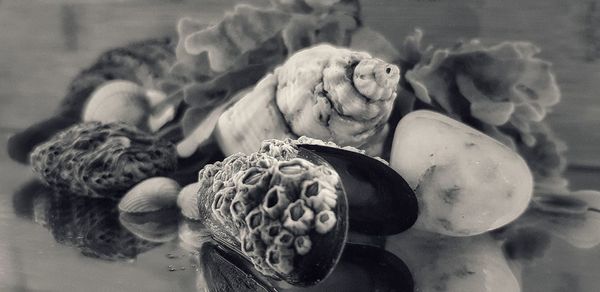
[166,253,177,259]
[168,264,176,272]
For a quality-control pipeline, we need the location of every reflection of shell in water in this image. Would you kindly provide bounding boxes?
[119,212,178,243]
[25,183,160,260]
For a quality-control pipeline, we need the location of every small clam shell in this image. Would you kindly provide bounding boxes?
[118,177,181,213]
[83,80,150,129]
[177,182,202,220]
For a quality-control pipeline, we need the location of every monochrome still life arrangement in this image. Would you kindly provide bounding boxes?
[1,0,599,291]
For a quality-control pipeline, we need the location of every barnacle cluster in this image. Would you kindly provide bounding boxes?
[30,122,177,199]
[196,139,341,276]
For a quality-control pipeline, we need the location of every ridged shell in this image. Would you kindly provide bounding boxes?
[83,80,150,129]
[177,182,202,220]
[215,74,294,156]
[215,45,400,157]
[118,177,180,213]
[275,45,399,153]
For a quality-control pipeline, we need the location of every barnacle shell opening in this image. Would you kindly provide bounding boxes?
[195,139,344,279]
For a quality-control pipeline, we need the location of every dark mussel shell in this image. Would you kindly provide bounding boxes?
[287,243,414,292]
[296,144,418,236]
[199,242,276,292]
[208,172,350,288]
[284,181,348,287]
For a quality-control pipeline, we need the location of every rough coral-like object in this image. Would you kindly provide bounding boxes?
[173,1,363,158]
[191,138,341,277]
[406,39,560,146]
[30,122,177,199]
[180,5,289,72]
[216,45,400,157]
[403,36,567,193]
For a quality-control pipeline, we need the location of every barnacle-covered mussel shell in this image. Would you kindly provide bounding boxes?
[30,122,177,199]
[192,138,348,287]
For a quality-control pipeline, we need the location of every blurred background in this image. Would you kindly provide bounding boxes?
[0,0,599,291]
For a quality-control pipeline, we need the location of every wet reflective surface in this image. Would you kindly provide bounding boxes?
[2,0,600,291]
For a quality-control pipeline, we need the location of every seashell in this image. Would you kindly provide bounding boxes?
[187,137,418,287]
[215,73,293,156]
[83,80,150,129]
[190,138,349,287]
[352,58,400,101]
[30,122,177,199]
[296,143,418,236]
[118,177,180,213]
[83,80,176,132]
[177,182,202,220]
[215,45,401,157]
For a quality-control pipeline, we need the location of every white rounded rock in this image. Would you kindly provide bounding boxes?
[390,110,533,236]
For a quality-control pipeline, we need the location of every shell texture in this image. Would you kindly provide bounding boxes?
[216,45,400,156]
[30,122,177,199]
[28,185,159,260]
[83,80,150,129]
[59,37,175,118]
[118,177,180,213]
[178,182,202,220]
[191,138,342,277]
